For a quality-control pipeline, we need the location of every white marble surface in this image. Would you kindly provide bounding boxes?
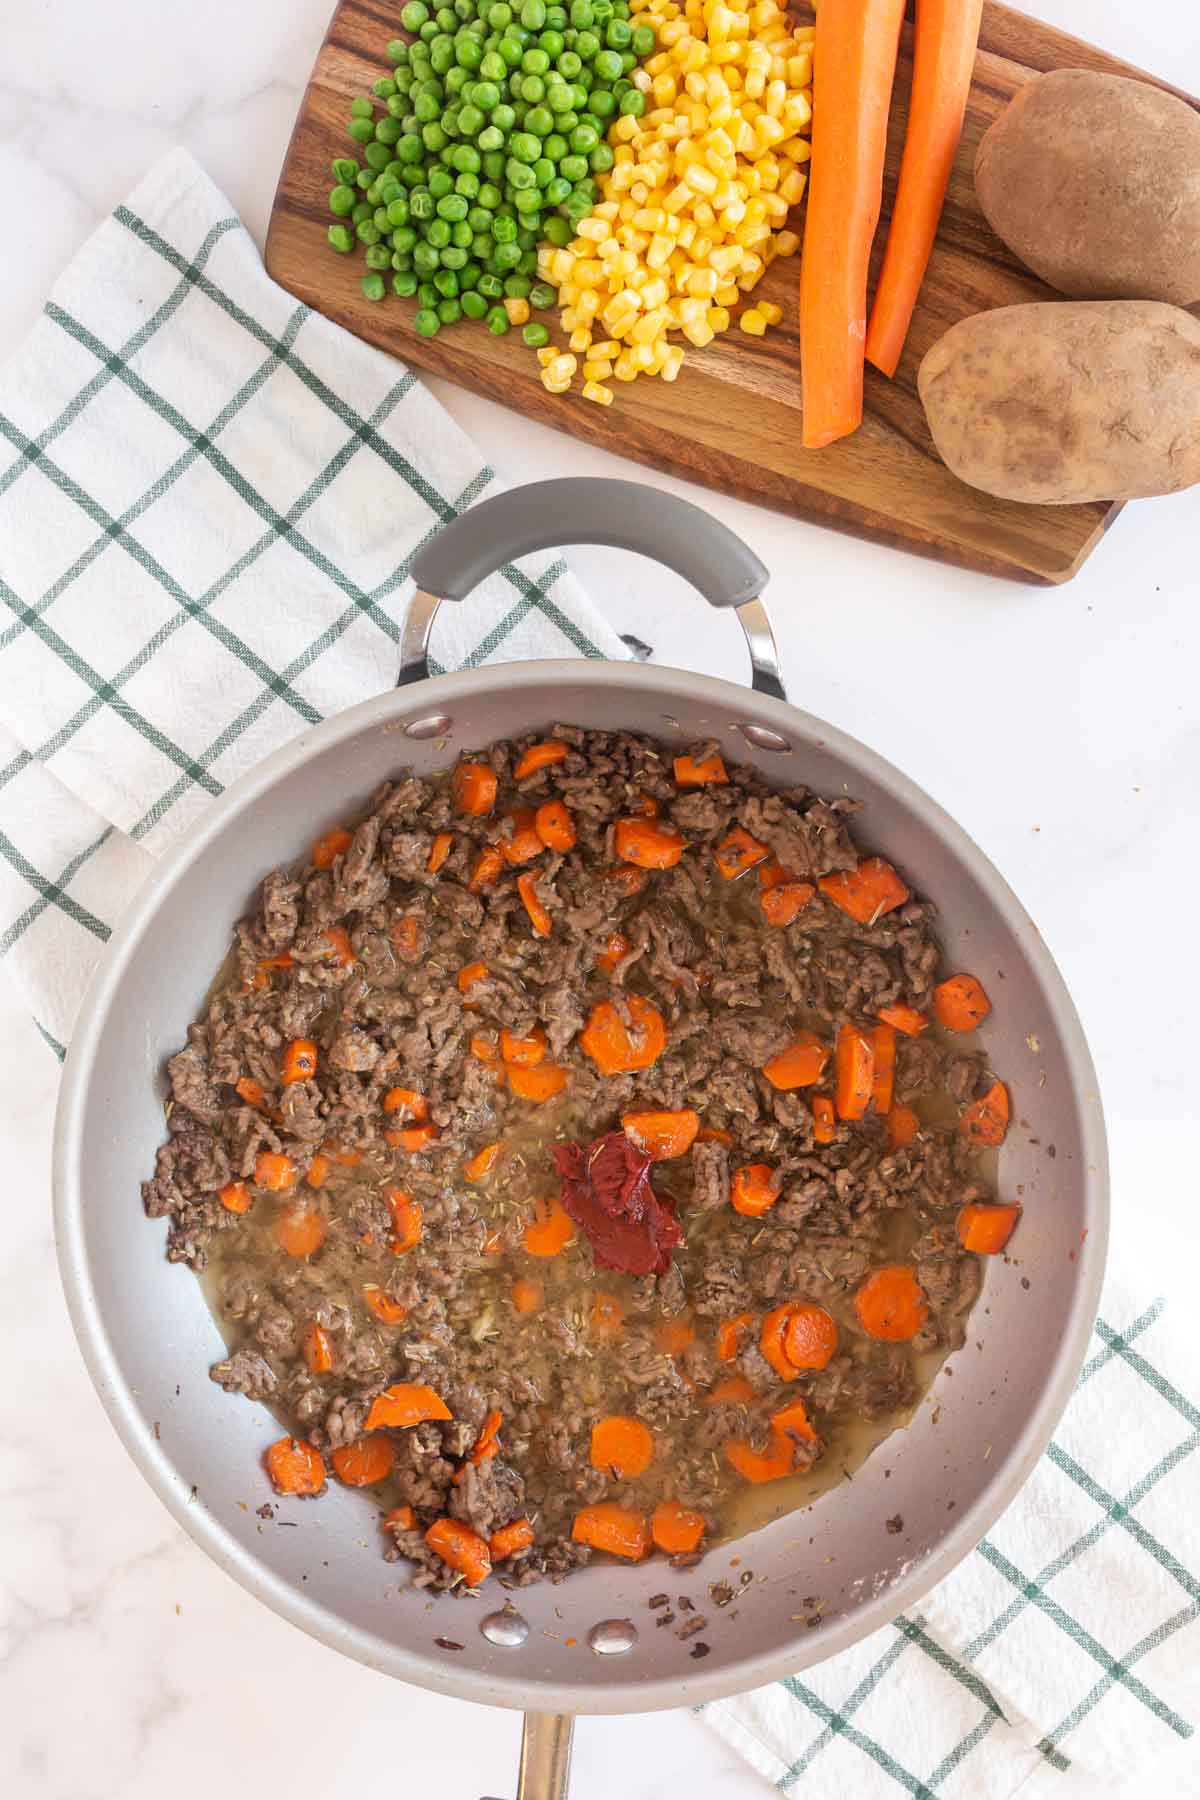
[1,1,1198,1795]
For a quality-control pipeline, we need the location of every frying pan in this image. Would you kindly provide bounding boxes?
[53,478,1108,1799]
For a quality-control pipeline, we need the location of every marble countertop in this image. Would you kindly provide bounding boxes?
[2,2,1197,1795]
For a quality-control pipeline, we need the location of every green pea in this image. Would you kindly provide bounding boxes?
[540,28,565,55]
[471,78,500,110]
[543,214,571,246]
[351,200,373,223]
[409,186,434,218]
[386,38,409,62]
[348,117,375,145]
[507,159,536,189]
[630,22,655,54]
[521,320,549,348]
[547,3,567,23]
[392,270,419,296]
[575,28,599,56]
[520,74,545,101]
[327,222,354,253]
[417,281,439,306]
[434,191,466,221]
[457,35,484,68]
[525,280,553,309]
[548,81,574,111]
[570,0,593,22]
[489,0,513,22]
[392,247,414,270]
[492,100,517,129]
[329,184,356,216]
[543,130,568,158]
[540,175,568,206]
[402,0,430,24]
[351,96,375,119]
[428,166,455,197]
[498,33,523,63]
[589,141,614,172]
[569,120,599,153]
[531,155,554,184]
[365,242,393,269]
[395,132,423,165]
[461,259,483,287]
[433,297,459,324]
[433,267,460,296]
[556,152,585,181]
[414,307,441,335]
[393,224,418,250]
[525,104,554,136]
[375,115,402,144]
[332,157,360,183]
[413,240,441,272]
[593,46,621,80]
[427,216,453,246]
[520,0,546,23]
[618,86,644,115]
[422,121,449,151]
[443,244,469,268]
[503,272,532,296]
[362,271,387,301]
[374,76,399,100]
[494,239,523,269]
[478,270,504,296]
[356,219,382,244]
[514,186,542,213]
[483,149,507,180]
[445,65,470,96]
[373,207,391,232]
[486,304,511,333]
[558,49,582,78]
[461,289,489,318]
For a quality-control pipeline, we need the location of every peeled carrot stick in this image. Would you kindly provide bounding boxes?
[865,0,985,377]
[800,0,907,448]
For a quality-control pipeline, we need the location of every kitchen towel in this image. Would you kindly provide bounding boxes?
[0,151,1196,1800]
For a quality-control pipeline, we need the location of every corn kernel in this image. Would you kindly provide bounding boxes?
[569,326,593,353]
[739,308,766,335]
[773,229,800,257]
[613,351,640,381]
[583,357,614,381]
[536,347,558,367]
[582,381,614,406]
[576,217,610,242]
[757,300,782,326]
[504,297,530,327]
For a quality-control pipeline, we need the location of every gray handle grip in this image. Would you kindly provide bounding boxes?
[411,477,768,610]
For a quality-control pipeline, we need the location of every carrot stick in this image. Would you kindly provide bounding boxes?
[800,0,907,448]
[865,0,985,377]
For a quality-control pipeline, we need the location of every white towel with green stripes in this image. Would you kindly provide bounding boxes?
[0,151,1197,1800]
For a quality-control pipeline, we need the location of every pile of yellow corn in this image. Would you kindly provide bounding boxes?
[535,0,813,402]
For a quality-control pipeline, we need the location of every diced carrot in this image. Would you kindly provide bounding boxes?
[514,740,569,781]
[715,826,769,880]
[386,1190,423,1254]
[425,1517,492,1586]
[523,1194,575,1255]
[590,1415,655,1479]
[383,1087,428,1120]
[362,1285,408,1324]
[606,863,648,897]
[877,1003,929,1036]
[305,1154,330,1190]
[490,1517,536,1561]
[251,952,293,990]
[502,808,545,865]
[255,1150,296,1191]
[697,1125,734,1146]
[771,1397,819,1444]
[596,930,630,973]
[763,1032,830,1091]
[470,1409,504,1465]
[731,1162,781,1217]
[452,760,498,815]
[957,1201,1021,1255]
[365,1383,452,1430]
[312,827,352,869]
[322,1142,362,1166]
[854,1266,930,1341]
[458,960,488,997]
[614,818,687,869]
[811,1095,837,1144]
[322,925,357,967]
[591,1292,625,1336]
[631,792,660,818]
[724,1436,793,1483]
[571,1502,649,1560]
[535,799,576,851]
[236,1076,267,1110]
[783,1305,838,1371]
[961,1080,1010,1147]
[933,974,992,1032]
[715,1312,754,1361]
[651,1498,707,1554]
[470,845,506,891]
[835,1023,875,1120]
[273,1199,326,1258]
[385,1504,417,1532]
[501,1026,547,1067]
[511,1276,544,1314]
[674,752,728,786]
[470,1031,502,1066]
[427,831,453,873]
[385,1122,439,1152]
[819,857,910,924]
[871,1023,897,1115]
[219,1180,251,1214]
[622,1108,700,1160]
[707,1373,756,1405]
[887,1102,920,1149]
[580,995,666,1075]
[653,1316,696,1356]
[762,881,816,927]
[508,1062,568,1102]
[302,1321,334,1374]
[265,1435,326,1496]
[517,869,552,936]
[280,1038,317,1086]
[392,916,423,961]
[761,1303,802,1381]
[464,1141,503,1181]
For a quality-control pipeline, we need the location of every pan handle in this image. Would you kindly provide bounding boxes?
[401,477,784,700]
[516,1712,575,1800]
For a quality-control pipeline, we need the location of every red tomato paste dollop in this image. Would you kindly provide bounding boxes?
[552,1131,682,1276]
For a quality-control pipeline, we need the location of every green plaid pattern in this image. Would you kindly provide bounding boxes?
[0,150,622,1048]
[700,1292,1199,1797]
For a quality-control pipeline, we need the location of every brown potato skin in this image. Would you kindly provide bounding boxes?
[975,69,1200,307]
[918,301,1200,505]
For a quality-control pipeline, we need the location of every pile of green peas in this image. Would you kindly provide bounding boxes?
[326,0,656,339]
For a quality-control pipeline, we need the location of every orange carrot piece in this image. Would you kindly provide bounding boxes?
[934,974,992,1032]
[854,1266,929,1341]
[614,818,687,869]
[871,1023,897,1115]
[877,1003,930,1037]
[385,1122,439,1152]
[651,1498,707,1554]
[762,881,816,927]
[322,924,357,967]
[591,1292,625,1336]
[590,1414,655,1479]
[464,1141,503,1181]
[957,1201,1021,1255]
[427,830,453,873]
[490,1517,536,1561]
[606,863,648,897]
[783,1304,839,1371]
[835,1023,875,1120]
[761,1303,802,1382]
[800,0,906,448]
[535,798,576,851]
[312,827,352,869]
[305,1154,330,1190]
[502,808,545,865]
[386,1190,423,1254]
[517,869,552,937]
[511,1276,544,1314]
[508,1062,568,1102]
[362,1285,408,1324]
[458,959,488,998]
[452,760,498,815]
[707,1373,756,1406]
[391,915,422,960]
[251,951,293,991]
[819,857,910,924]
[715,825,769,880]
[764,1031,830,1091]
[273,1199,326,1258]
[265,1435,326,1496]
[887,1102,920,1149]
[715,1311,754,1361]
[622,1108,700,1160]
[236,1076,267,1110]
[571,1502,649,1561]
[631,792,660,818]
[523,1194,575,1255]
[426,1516,492,1586]
[383,1086,428,1120]
[961,1080,1010,1147]
[724,1435,793,1484]
[470,1031,502,1066]
[673,752,728,786]
[365,1383,452,1430]
[302,1321,334,1374]
[385,1504,417,1532]
[501,1025,547,1067]
[255,1150,296,1191]
[697,1125,734,1146]
[470,1408,504,1465]
[281,1038,317,1086]
[514,740,569,780]
[731,1162,782,1217]
[332,1436,396,1486]
[219,1180,251,1214]
[865,0,985,376]
[580,995,666,1075]
[811,1095,837,1144]
[771,1397,819,1445]
[470,845,506,891]
[596,929,630,973]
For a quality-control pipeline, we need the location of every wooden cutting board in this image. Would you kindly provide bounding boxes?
[266,2,1197,584]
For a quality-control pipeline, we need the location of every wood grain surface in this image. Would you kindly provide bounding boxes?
[266,1,1196,583]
